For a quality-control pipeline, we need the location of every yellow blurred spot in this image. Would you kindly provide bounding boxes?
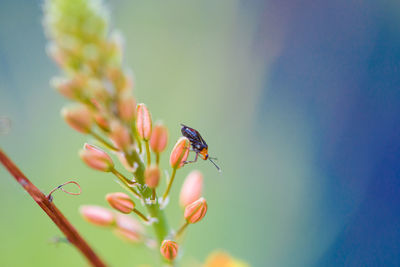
[204,251,250,267]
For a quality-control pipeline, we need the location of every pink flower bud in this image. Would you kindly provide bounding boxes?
[79,143,114,172]
[46,42,66,67]
[94,113,110,132]
[180,170,204,207]
[61,104,92,134]
[114,214,144,243]
[160,240,179,261]
[106,192,135,214]
[109,121,132,151]
[150,123,168,153]
[144,165,161,188]
[136,103,152,140]
[117,92,136,122]
[80,205,115,226]
[184,197,207,224]
[170,137,190,169]
[107,67,133,93]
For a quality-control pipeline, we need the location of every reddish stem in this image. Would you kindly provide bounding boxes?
[0,149,107,267]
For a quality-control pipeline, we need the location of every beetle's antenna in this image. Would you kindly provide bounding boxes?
[209,158,221,172]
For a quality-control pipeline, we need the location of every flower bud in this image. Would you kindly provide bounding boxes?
[51,77,75,99]
[144,165,161,188]
[79,143,114,172]
[109,121,132,151]
[136,103,152,140]
[46,42,66,67]
[94,113,110,132]
[106,192,135,214]
[107,67,133,93]
[61,104,92,134]
[117,92,136,122]
[184,197,207,224]
[114,214,144,243]
[180,170,204,207]
[204,251,250,267]
[80,205,114,227]
[160,240,179,261]
[150,123,168,153]
[170,137,190,169]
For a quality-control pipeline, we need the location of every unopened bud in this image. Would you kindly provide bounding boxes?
[46,42,66,67]
[109,121,132,151]
[106,192,135,214]
[144,165,161,188]
[80,205,115,226]
[204,251,249,267]
[61,104,92,134]
[170,137,190,169]
[184,197,207,224]
[51,74,86,100]
[160,240,179,261]
[118,92,136,122]
[94,113,110,132]
[180,170,204,207]
[114,214,144,243]
[136,103,152,140]
[108,31,124,62]
[107,67,133,93]
[150,123,168,153]
[79,143,114,172]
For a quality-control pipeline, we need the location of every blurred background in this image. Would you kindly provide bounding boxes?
[1,0,400,266]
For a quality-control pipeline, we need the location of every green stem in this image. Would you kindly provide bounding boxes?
[162,168,177,202]
[156,153,160,165]
[133,208,149,222]
[124,150,170,244]
[176,221,189,238]
[131,123,142,153]
[110,168,141,198]
[89,131,118,151]
[145,140,151,166]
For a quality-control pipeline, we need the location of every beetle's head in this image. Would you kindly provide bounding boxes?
[200,148,209,160]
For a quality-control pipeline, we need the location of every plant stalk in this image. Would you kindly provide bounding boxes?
[0,148,107,267]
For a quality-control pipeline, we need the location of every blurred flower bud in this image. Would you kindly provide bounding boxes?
[87,78,110,103]
[184,197,207,224]
[46,42,66,67]
[79,143,114,172]
[204,251,250,267]
[108,31,124,64]
[144,165,161,188]
[94,113,110,132]
[109,121,132,151]
[180,170,204,207]
[51,77,76,99]
[106,192,135,214]
[80,205,114,227]
[114,214,144,243]
[150,123,168,153]
[136,103,152,140]
[160,240,179,261]
[61,104,92,134]
[170,137,190,169]
[118,92,136,122]
[107,67,132,93]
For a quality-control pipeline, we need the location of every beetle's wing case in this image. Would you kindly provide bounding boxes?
[181,124,201,142]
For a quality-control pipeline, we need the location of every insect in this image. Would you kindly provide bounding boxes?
[180,124,221,172]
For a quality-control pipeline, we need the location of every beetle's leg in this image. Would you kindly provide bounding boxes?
[184,152,199,164]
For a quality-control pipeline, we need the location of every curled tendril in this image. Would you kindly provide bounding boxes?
[47,181,82,202]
